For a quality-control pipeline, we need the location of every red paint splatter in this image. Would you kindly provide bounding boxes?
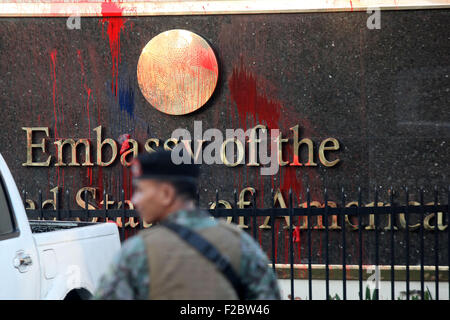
[192,46,219,76]
[293,225,300,243]
[228,59,327,263]
[101,1,127,96]
[118,133,131,155]
[280,160,302,196]
[228,60,281,131]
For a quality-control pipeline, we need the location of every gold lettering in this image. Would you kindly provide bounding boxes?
[144,138,160,153]
[345,201,359,230]
[54,138,93,166]
[25,199,36,210]
[42,187,58,222]
[76,187,98,222]
[116,200,138,227]
[120,139,139,167]
[247,125,266,166]
[22,127,51,166]
[94,126,117,166]
[210,200,233,223]
[221,138,244,167]
[164,138,178,151]
[289,125,317,166]
[399,201,420,230]
[275,133,289,166]
[324,201,341,230]
[309,201,324,229]
[383,204,398,230]
[260,189,292,229]
[236,187,255,228]
[364,202,384,230]
[297,202,309,229]
[423,202,447,231]
[318,138,340,167]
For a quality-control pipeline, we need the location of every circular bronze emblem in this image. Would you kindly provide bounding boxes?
[137,29,218,115]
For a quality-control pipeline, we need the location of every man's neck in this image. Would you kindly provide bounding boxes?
[157,200,195,222]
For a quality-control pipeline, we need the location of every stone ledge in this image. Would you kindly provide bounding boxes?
[274,264,449,281]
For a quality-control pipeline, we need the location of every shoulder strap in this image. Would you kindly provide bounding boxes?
[160,220,246,300]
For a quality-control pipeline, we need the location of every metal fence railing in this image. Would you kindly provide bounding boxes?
[23,186,449,300]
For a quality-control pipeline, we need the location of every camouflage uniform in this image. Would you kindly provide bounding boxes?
[93,209,281,300]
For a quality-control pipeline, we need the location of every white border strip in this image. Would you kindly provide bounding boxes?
[0,1,449,17]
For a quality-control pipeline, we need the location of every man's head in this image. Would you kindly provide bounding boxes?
[131,149,199,223]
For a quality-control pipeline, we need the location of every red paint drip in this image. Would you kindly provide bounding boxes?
[228,60,281,131]
[258,220,262,248]
[274,219,279,263]
[318,229,322,264]
[281,167,302,196]
[122,166,132,202]
[101,1,127,96]
[296,220,302,263]
[50,49,58,139]
[284,230,288,264]
[50,49,61,187]
[87,167,93,186]
[293,225,301,243]
[119,133,131,155]
[97,167,104,209]
[77,50,92,139]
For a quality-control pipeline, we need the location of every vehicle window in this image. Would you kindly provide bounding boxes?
[0,179,14,236]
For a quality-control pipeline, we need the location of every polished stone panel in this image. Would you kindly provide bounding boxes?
[0,10,448,263]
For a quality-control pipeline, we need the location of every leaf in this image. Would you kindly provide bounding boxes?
[365,286,372,300]
[372,289,377,300]
[425,287,433,300]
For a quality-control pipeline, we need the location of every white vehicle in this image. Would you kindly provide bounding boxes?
[0,154,121,299]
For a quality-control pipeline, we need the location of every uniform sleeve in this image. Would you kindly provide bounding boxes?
[239,231,281,300]
[92,235,149,300]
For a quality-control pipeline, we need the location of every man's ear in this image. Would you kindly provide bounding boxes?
[159,182,176,207]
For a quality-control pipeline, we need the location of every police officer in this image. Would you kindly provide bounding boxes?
[94,149,280,300]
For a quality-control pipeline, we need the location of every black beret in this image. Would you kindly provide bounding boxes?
[131,149,200,184]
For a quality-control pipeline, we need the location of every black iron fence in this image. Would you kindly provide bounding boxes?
[23,186,449,300]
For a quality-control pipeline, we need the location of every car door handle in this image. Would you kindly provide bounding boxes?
[13,251,33,273]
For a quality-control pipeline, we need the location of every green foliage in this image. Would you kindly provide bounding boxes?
[424,287,433,300]
[363,286,378,300]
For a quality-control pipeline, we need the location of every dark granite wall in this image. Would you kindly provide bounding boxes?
[0,10,448,264]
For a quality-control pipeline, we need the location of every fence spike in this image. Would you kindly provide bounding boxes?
[38,189,43,220]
